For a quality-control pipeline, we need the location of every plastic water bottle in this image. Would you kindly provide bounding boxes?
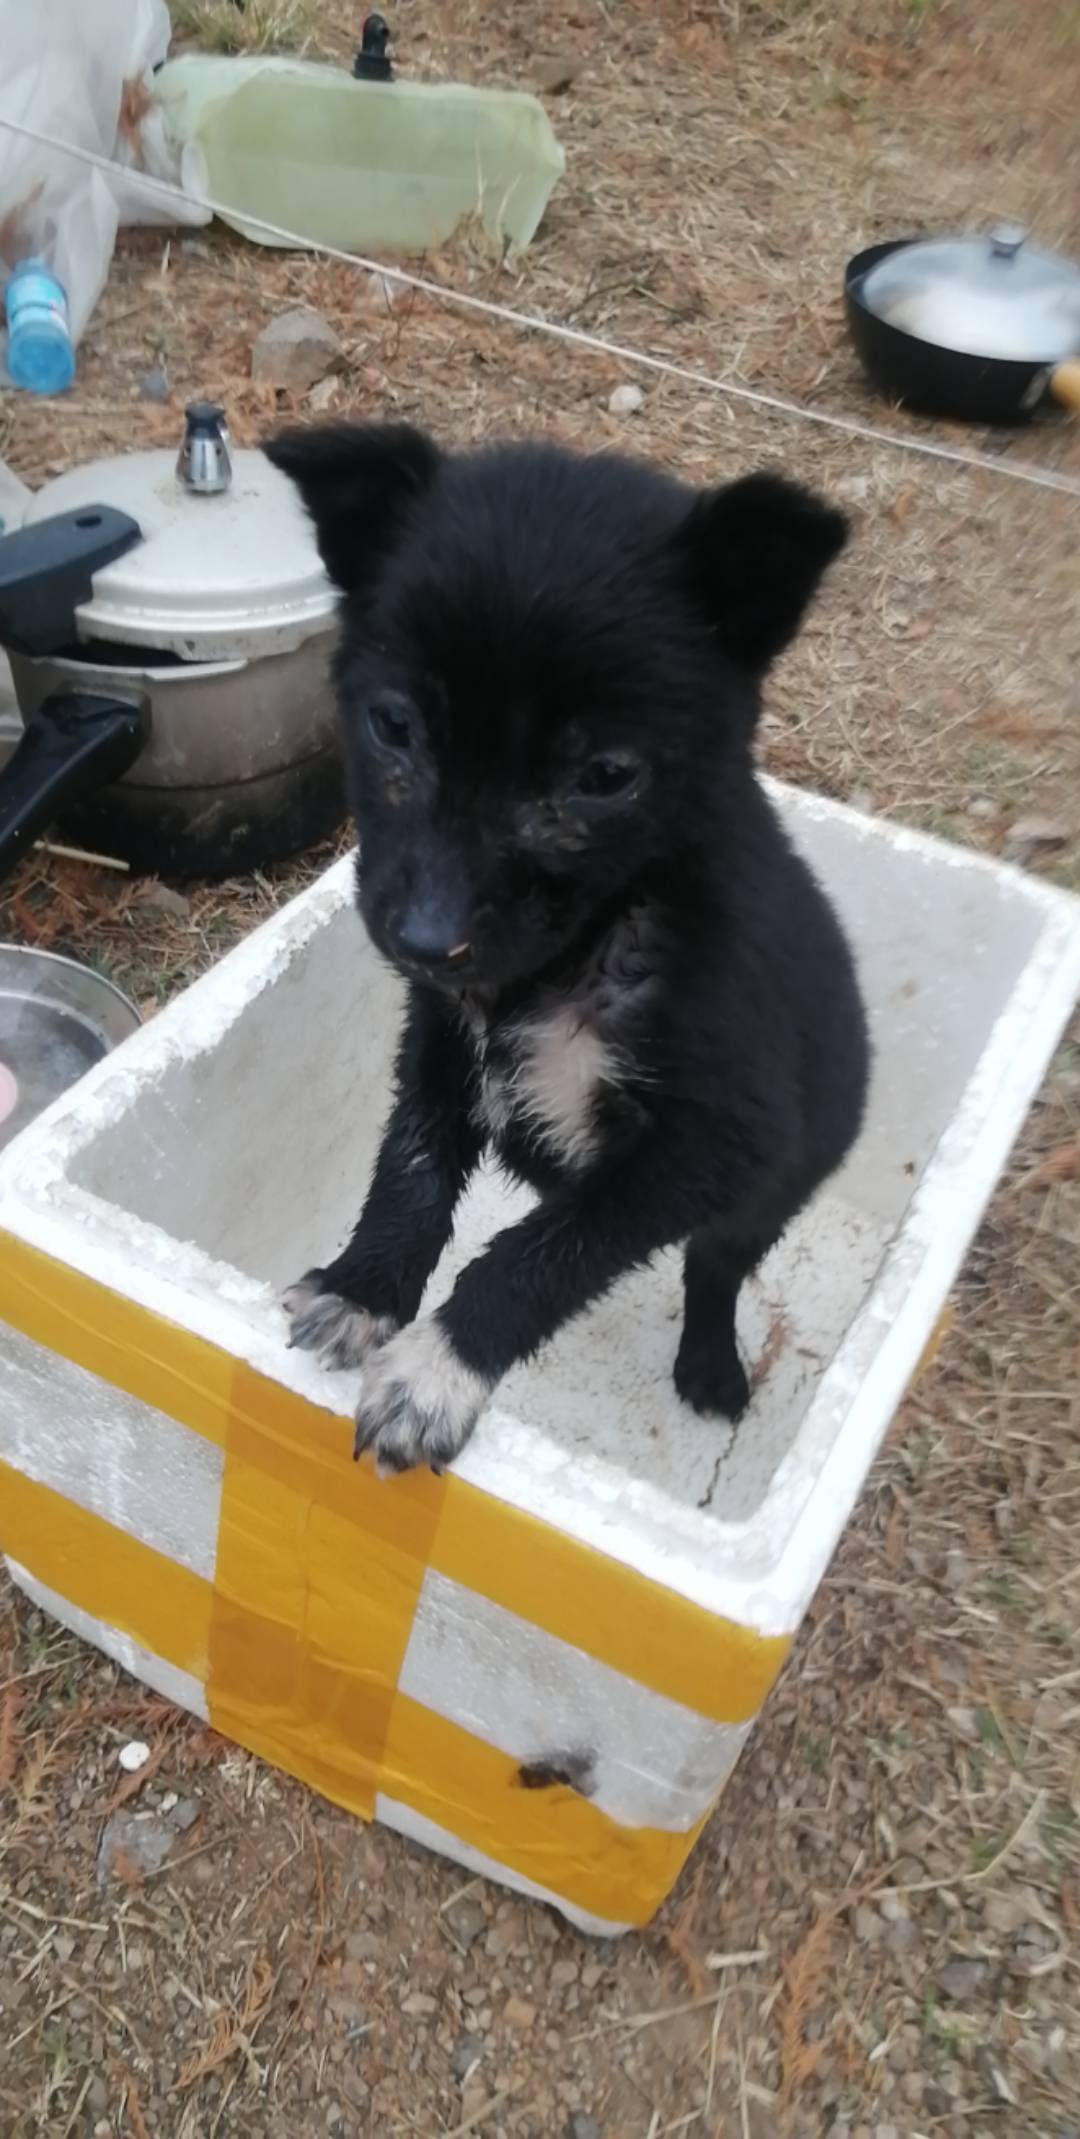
[4,261,76,395]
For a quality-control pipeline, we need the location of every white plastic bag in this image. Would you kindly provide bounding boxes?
[0,0,209,346]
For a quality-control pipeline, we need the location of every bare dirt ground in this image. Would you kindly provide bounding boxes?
[2,2,1079,2134]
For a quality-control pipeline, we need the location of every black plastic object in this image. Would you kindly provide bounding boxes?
[0,694,147,880]
[0,506,143,658]
[354,13,392,80]
[184,398,226,433]
[845,241,1055,426]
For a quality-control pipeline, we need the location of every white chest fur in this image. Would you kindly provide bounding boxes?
[476,1003,625,1169]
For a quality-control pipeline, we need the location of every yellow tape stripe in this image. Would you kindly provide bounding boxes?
[0,1230,789,1724]
[380,1696,707,1928]
[0,1462,702,1925]
[0,1231,233,1447]
[0,1458,212,1683]
[432,1483,786,1723]
[209,1375,444,1820]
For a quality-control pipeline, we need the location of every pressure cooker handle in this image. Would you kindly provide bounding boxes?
[0,506,143,657]
[0,693,147,881]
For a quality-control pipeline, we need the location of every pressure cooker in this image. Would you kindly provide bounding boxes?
[0,403,344,880]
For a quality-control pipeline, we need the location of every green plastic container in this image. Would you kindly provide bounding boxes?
[157,55,565,256]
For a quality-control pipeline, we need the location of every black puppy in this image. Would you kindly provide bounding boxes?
[266,424,869,1475]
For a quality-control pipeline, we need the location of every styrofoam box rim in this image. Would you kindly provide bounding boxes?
[2,785,1078,1639]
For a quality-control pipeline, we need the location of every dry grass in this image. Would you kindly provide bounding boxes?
[1,0,1079,2132]
[169,0,320,57]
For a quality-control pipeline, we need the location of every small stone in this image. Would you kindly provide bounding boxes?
[307,376,340,414]
[118,1739,151,1773]
[580,1961,603,1990]
[139,368,170,404]
[550,1958,579,1986]
[983,1892,1024,1935]
[97,1809,179,1885]
[853,1904,883,1944]
[503,1995,536,2031]
[568,2117,601,2139]
[878,1894,909,1924]
[87,2077,109,2115]
[943,1549,971,1591]
[94,2123,112,2139]
[400,1991,437,2018]
[534,54,582,94]
[251,307,344,393]
[966,796,996,821]
[452,2036,484,2082]
[946,1705,979,1740]
[1003,814,1070,864]
[1011,1920,1057,1972]
[180,237,213,261]
[937,1955,986,2001]
[460,2078,491,2124]
[53,1932,76,1963]
[138,882,191,919]
[901,2073,924,2107]
[607,382,644,417]
[882,1916,919,1957]
[446,1898,486,1949]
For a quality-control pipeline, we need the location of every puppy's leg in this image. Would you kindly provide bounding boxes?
[674,1221,777,1422]
[285,990,481,1371]
[354,1160,722,1473]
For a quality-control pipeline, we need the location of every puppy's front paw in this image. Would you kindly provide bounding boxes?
[283,1271,398,1371]
[354,1318,491,1475]
[674,1330,751,1423]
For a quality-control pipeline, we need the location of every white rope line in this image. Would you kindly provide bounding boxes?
[3,109,1080,500]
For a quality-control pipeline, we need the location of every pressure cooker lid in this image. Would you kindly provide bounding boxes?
[860,225,1080,363]
[20,421,336,662]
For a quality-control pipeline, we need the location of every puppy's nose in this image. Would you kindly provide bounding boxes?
[393,898,471,971]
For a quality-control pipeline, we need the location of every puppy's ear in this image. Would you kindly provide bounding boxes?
[677,471,847,672]
[264,422,440,595]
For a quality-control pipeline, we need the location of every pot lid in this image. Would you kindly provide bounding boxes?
[20,435,337,661]
[859,225,1080,363]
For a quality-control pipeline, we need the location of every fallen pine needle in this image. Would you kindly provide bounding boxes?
[176,1954,274,2089]
[124,2071,153,2139]
[0,1685,21,1788]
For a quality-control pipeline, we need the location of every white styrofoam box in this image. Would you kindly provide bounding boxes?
[2,781,1078,1933]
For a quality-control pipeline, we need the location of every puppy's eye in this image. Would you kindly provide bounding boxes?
[573,753,641,801]
[367,697,414,756]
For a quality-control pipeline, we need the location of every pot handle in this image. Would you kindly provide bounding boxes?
[0,693,147,881]
[1048,360,1080,413]
[0,506,143,657]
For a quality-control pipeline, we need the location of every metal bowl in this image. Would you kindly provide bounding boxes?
[0,945,140,1155]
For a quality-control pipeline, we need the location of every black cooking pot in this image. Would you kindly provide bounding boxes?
[0,404,344,881]
[845,225,1080,425]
